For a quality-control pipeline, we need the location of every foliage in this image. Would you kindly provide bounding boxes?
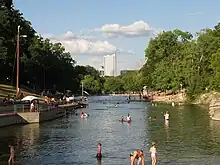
[102,71,145,94]
[141,23,220,100]
[0,1,100,94]
[102,23,220,99]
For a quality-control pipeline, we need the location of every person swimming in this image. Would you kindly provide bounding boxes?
[130,150,144,165]
[149,142,157,165]
[96,143,102,160]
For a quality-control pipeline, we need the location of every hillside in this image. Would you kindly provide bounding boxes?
[0,84,40,99]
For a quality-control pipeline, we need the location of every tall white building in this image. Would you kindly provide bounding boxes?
[104,53,117,76]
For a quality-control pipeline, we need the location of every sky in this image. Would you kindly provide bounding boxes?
[14,0,220,74]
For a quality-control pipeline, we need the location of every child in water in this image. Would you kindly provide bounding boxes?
[121,116,124,122]
[8,145,14,165]
[96,143,102,159]
[149,142,157,165]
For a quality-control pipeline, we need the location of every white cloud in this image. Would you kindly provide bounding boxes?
[46,31,116,55]
[45,31,135,56]
[96,20,154,38]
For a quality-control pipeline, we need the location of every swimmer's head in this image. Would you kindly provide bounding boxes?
[98,143,102,146]
[152,141,156,146]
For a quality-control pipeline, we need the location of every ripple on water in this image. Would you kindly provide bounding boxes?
[0,97,220,164]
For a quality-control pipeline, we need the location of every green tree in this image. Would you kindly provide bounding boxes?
[103,77,124,93]
[81,75,101,94]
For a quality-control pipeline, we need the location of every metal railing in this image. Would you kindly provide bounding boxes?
[0,103,59,113]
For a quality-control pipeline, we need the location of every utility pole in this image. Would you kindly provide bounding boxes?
[16,25,20,97]
[81,82,84,97]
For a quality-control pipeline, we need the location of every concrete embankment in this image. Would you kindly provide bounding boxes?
[149,93,186,105]
[0,103,85,128]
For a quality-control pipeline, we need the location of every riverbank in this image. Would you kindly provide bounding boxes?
[0,102,85,128]
[142,91,220,106]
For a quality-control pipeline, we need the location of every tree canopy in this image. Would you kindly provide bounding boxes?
[100,23,220,99]
[141,23,220,99]
[0,0,100,94]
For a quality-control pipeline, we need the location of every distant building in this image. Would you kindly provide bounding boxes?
[120,70,137,75]
[104,53,117,76]
[99,66,104,77]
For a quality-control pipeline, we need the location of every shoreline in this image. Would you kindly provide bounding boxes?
[0,102,85,128]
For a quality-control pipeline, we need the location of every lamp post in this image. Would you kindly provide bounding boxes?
[16,25,27,97]
[16,25,20,97]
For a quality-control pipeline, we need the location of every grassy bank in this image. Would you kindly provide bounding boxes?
[0,84,40,99]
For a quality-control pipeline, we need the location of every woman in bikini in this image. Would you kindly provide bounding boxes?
[149,142,157,165]
[96,143,102,160]
[130,150,144,165]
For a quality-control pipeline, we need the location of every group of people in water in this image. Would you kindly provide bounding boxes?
[80,108,170,165]
[80,112,89,119]
[121,113,131,123]
[95,141,157,165]
[149,111,170,121]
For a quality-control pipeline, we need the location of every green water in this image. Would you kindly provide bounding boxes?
[0,96,219,165]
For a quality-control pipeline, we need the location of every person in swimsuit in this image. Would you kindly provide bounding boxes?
[130,150,144,165]
[80,112,84,118]
[121,116,124,122]
[8,145,14,165]
[149,142,157,165]
[96,143,102,160]
[164,111,169,120]
[127,113,131,122]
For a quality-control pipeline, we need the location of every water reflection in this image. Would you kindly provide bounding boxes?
[0,123,40,164]
[97,159,102,165]
[210,120,220,147]
[164,120,169,140]
[0,97,219,164]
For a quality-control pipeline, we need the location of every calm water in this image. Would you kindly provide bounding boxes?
[0,96,220,164]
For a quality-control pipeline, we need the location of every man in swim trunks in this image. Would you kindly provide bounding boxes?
[130,150,144,165]
[149,142,157,165]
[96,143,102,160]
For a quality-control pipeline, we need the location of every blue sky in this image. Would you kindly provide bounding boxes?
[14,0,220,73]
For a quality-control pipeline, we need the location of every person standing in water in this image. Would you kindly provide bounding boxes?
[96,143,102,160]
[127,113,131,122]
[8,144,14,165]
[164,111,169,120]
[130,150,144,165]
[121,116,124,122]
[149,142,157,165]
